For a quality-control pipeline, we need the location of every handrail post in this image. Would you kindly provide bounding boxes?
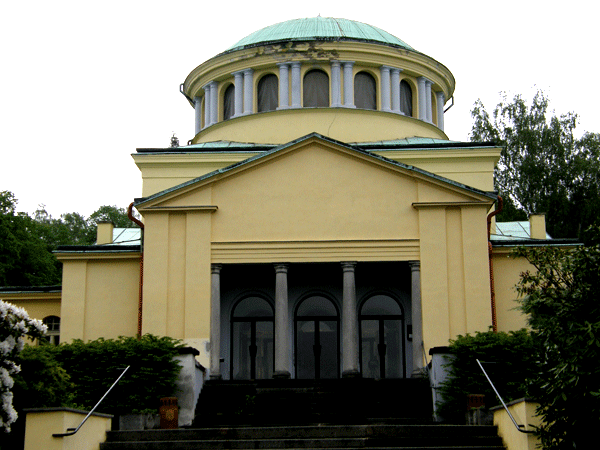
[476,359,533,434]
[53,365,131,438]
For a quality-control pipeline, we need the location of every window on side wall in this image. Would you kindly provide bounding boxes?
[42,315,60,345]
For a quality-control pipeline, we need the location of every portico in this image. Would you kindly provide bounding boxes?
[207,261,421,380]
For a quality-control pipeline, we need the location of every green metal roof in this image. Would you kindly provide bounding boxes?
[226,17,414,52]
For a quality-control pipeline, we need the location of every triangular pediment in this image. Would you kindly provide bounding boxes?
[136,133,495,211]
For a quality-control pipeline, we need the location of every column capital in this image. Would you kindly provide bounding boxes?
[340,60,355,67]
[243,68,254,75]
[291,61,302,69]
[276,62,290,67]
[274,263,289,274]
[341,261,357,272]
[409,261,421,271]
[331,60,341,68]
[211,263,222,274]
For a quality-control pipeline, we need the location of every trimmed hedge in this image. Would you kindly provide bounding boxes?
[14,334,183,415]
[438,329,536,423]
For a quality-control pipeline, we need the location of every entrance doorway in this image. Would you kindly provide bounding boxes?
[360,295,405,378]
[295,296,339,379]
[231,297,274,380]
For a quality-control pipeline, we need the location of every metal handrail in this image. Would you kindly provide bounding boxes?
[476,359,534,434]
[53,365,131,438]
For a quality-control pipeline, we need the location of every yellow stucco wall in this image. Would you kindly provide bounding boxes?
[0,293,61,323]
[193,108,448,145]
[492,249,533,332]
[57,253,141,342]
[493,400,541,450]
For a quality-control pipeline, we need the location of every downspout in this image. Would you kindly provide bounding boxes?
[128,203,145,339]
[486,196,503,333]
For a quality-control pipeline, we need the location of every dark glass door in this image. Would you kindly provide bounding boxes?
[360,295,404,379]
[295,296,339,379]
[231,297,274,380]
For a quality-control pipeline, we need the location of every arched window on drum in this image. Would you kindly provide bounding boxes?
[303,70,329,107]
[354,72,376,110]
[257,74,278,112]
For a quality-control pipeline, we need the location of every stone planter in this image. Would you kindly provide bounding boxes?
[119,413,160,430]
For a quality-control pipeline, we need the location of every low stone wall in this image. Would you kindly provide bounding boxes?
[491,398,540,450]
[174,346,206,426]
[24,408,112,450]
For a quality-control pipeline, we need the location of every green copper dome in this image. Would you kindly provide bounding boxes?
[226,17,414,52]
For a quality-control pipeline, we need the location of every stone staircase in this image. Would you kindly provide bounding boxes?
[100,379,505,449]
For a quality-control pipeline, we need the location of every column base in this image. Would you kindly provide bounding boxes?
[411,368,426,378]
[273,370,291,379]
[342,369,361,379]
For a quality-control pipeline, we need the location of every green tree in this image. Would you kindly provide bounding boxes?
[470,91,599,238]
[0,192,60,286]
[515,227,600,448]
[32,206,90,247]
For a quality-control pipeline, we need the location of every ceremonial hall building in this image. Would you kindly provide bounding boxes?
[3,17,554,382]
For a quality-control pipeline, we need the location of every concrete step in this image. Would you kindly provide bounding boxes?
[101,424,505,450]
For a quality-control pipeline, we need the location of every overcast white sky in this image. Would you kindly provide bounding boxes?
[1,0,598,218]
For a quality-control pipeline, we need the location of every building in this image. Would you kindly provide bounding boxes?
[1,17,564,382]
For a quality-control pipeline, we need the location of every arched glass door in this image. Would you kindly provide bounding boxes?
[295,296,339,379]
[231,297,274,380]
[360,295,405,379]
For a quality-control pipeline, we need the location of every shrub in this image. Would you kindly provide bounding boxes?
[53,335,183,415]
[438,328,536,423]
[13,344,74,410]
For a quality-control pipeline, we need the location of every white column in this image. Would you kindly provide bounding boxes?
[417,77,427,121]
[209,81,218,125]
[409,261,423,377]
[436,91,445,131]
[291,62,301,108]
[210,263,222,379]
[194,96,202,134]
[425,80,433,123]
[233,71,244,117]
[277,63,289,109]
[274,263,291,379]
[202,83,211,128]
[341,261,360,378]
[342,61,355,108]
[391,68,401,114]
[380,66,391,112]
[331,61,342,107]
[243,69,253,115]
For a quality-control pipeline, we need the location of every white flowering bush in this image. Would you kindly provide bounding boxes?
[0,300,46,433]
